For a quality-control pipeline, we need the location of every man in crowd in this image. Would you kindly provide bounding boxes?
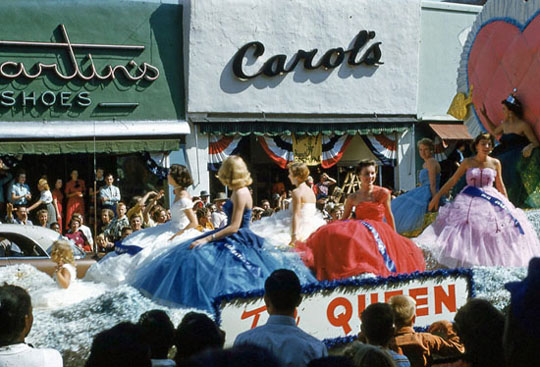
[200,190,210,206]
[234,269,327,367]
[9,171,31,206]
[211,192,228,229]
[389,295,464,367]
[313,172,336,200]
[130,214,143,233]
[99,173,121,213]
[105,202,130,242]
[5,203,32,225]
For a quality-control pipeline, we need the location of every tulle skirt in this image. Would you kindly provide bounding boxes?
[391,184,432,234]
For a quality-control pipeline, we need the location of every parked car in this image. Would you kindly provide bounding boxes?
[0,224,96,278]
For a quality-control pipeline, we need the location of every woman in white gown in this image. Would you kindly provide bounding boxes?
[84,165,202,286]
[251,162,326,248]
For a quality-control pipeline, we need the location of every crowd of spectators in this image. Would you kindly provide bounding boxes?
[2,258,538,367]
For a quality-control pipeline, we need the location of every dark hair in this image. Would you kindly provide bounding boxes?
[470,133,495,154]
[174,312,225,364]
[138,310,175,360]
[196,207,210,220]
[105,173,114,179]
[356,159,378,175]
[183,344,280,367]
[86,322,151,367]
[121,226,132,235]
[501,96,523,118]
[0,284,32,347]
[308,356,354,367]
[361,303,394,346]
[454,298,505,367]
[264,269,301,312]
[152,206,167,222]
[169,164,193,189]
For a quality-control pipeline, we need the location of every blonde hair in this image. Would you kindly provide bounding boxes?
[389,295,416,326]
[38,178,50,191]
[417,138,434,152]
[50,239,75,266]
[288,162,310,183]
[217,156,253,190]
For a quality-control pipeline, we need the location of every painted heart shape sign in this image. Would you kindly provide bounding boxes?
[468,14,540,138]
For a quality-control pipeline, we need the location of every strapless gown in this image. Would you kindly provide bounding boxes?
[391,168,439,234]
[416,168,540,267]
[84,198,201,286]
[130,200,316,312]
[250,203,327,248]
[492,133,540,208]
[295,186,426,281]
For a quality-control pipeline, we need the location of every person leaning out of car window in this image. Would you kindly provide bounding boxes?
[4,203,33,225]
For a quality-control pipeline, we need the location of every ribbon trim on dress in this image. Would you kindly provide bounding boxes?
[359,221,397,273]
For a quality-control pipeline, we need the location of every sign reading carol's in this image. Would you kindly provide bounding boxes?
[0,0,184,121]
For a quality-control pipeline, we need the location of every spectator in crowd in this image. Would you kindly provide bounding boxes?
[86,322,151,367]
[128,190,164,226]
[432,298,504,367]
[183,344,280,367]
[72,213,94,251]
[65,217,91,252]
[120,226,133,240]
[100,208,114,234]
[211,192,228,229]
[27,178,57,227]
[65,169,85,231]
[130,215,143,233]
[105,202,130,242]
[51,178,64,233]
[313,172,336,200]
[308,356,354,367]
[360,303,410,367]
[306,176,314,190]
[234,269,327,367]
[36,209,49,228]
[99,173,121,213]
[138,310,175,367]
[389,295,464,367]
[89,168,106,210]
[328,205,343,223]
[5,203,32,225]
[96,233,114,253]
[9,171,31,206]
[200,190,210,206]
[195,207,214,232]
[0,284,63,367]
[261,200,271,211]
[174,312,225,366]
[50,222,61,234]
[0,159,12,218]
[151,206,168,226]
[503,257,540,367]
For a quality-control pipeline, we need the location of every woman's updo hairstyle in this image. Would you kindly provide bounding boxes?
[470,133,495,154]
[356,159,378,175]
[417,138,435,153]
[501,94,523,118]
[169,164,193,189]
[217,156,253,190]
[288,162,310,183]
[0,284,32,347]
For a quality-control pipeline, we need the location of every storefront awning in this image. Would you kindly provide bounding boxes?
[429,123,472,140]
[0,120,190,155]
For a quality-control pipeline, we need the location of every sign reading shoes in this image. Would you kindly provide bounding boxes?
[232,30,383,80]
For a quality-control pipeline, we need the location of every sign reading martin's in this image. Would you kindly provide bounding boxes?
[0,0,184,121]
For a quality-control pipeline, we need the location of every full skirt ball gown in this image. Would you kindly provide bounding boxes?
[250,203,327,248]
[391,168,439,235]
[295,186,426,281]
[416,168,540,268]
[84,198,201,286]
[130,200,316,312]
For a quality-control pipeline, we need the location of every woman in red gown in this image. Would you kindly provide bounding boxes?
[65,169,86,231]
[296,159,425,281]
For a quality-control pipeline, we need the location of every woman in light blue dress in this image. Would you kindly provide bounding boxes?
[391,138,440,234]
[130,156,315,312]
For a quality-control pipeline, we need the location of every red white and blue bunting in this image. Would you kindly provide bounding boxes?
[360,134,398,166]
[433,137,457,162]
[208,134,248,171]
[321,135,353,168]
[257,135,295,169]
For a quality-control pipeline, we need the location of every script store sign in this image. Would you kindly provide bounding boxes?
[218,271,470,346]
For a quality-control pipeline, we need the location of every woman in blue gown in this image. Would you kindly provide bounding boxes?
[391,138,441,235]
[130,156,316,312]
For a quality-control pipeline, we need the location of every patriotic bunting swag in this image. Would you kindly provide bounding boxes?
[360,134,398,166]
[208,134,249,171]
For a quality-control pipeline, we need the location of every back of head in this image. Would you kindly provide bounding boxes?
[344,341,396,367]
[308,356,354,367]
[174,312,225,363]
[264,269,301,313]
[182,344,280,367]
[86,322,151,367]
[454,298,504,365]
[288,162,310,182]
[361,303,394,346]
[389,295,416,327]
[169,164,193,189]
[0,284,32,347]
[138,310,175,359]
[217,155,252,190]
[51,239,75,266]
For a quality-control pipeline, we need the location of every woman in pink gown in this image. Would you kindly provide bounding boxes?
[65,169,85,231]
[417,133,540,267]
[295,159,426,281]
